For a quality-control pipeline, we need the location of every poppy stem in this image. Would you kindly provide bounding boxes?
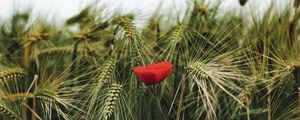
[176,74,186,120]
[151,85,157,119]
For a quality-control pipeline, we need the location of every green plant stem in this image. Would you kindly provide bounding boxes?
[22,104,27,120]
[23,41,33,120]
[267,94,271,120]
[298,87,300,119]
[176,74,186,120]
[289,7,300,48]
[156,24,160,42]
[32,75,38,120]
[70,41,80,79]
[244,90,250,120]
[22,103,42,120]
[262,38,269,73]
[293,67,300,118]
[23,43,30,67]
[151,85,157,119]
[294,66,300,85]
[1,93,34,100]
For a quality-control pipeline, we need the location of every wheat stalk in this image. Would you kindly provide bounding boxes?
[102,83,121,119]
[131,44,143,66]
[37,47,97,57]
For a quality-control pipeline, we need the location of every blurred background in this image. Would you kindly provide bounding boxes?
[0,0,294,26]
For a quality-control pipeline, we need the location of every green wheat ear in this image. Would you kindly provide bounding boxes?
[185,61,209,80]
[96,57,116,86]
[194,2,209,16]
[0,104,18,120]
[87,57,116,116]
[102,83,122,119]
[184,59,245,119]
[119,16,135,39]
[35,89,57,102]
[0,67,26,82]
[170,24,186,44]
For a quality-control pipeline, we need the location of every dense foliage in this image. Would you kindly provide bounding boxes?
[0,0,299,120]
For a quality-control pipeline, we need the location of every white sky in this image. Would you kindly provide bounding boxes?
[0,0,294,26]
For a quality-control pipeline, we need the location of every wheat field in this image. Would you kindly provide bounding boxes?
[0,0,299,120]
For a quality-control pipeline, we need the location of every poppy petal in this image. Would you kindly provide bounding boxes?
[147,62,172,69]
[133,67,146,81]
[139,70,156,85]
[148,62,173,83]
[133,62,173,85]
[133,67,156,85]
[153,67,172,83]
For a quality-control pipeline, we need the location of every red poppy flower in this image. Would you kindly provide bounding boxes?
[133,62,173,85]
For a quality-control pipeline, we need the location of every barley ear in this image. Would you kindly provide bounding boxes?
[0,68,26,83]
[35,89,57,103]
[170,24,186,44]
[119,16,135,39]
[102,83,122,119]
[96,57,116,87]
[185,61,209,80]
[0,104,18,120]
